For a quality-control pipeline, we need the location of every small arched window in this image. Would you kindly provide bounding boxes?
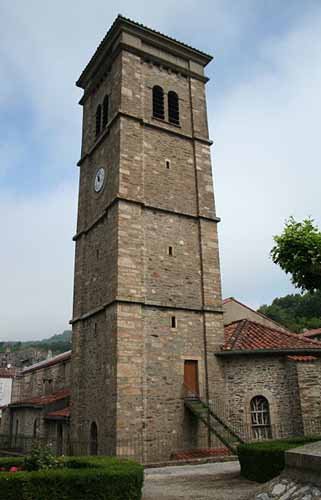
[102,95,109,128]
[250,396,272,440]
[168,91,179,125]
[90,421,98,455]
[153,86,165,120]
[95,104,102,138]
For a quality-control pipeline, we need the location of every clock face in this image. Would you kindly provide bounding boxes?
[94,167,105,193]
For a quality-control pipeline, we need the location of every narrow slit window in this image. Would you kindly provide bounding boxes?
[168,91,179,125]
[171,316,177,328]
[165,160,171,169]
[102,95,109,128]
[153,86,165,120]
[95,104,102,137]
[168,246,173,256]
[96,249,100,260]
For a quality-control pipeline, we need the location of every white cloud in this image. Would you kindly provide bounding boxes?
[0,184,77,340]
[213,6,321,307]
[1,1,321,339]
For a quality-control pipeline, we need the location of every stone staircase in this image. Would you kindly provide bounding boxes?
[184,394,244,454]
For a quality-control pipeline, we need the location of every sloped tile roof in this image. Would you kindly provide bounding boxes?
[10,388,70,408]
[223,297,290,332]
[223,319,321,353]
[22,351,71,374]
[45,406,70,419]
[300,328,321,339]
[0,368,17,378]
[287,355,318,362]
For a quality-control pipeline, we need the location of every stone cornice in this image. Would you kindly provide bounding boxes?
[77,110,212,167]
[73,197,220,241]
[77,15,212,90]
[79,43,210,104]
[70,299,223,324]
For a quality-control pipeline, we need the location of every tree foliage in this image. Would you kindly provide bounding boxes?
[271,217,321,293]
[258,291,321,333]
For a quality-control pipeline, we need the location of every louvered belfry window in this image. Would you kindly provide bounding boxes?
[168,91,179,125]
[153,86,165,120]
[102,95,109,128]
[95,104,102,138]
[250,396,272,440]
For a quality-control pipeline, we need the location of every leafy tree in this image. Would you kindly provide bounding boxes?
[271,217,321,293]
[258,291,321,333]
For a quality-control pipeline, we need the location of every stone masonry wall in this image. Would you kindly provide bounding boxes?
[11,358,71,404]
[72,29,224,461]
[296,359,321,435]
[81,52,122,156]
[71,306,117,455]
[222,356,303,439]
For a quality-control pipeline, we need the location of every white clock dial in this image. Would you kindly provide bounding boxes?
[94,167,105,193]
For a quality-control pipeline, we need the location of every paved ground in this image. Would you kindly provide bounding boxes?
[143,461,260,500]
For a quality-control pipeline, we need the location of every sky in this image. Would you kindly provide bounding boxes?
[1,0,321,340]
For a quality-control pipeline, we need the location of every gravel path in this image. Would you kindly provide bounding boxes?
[143,461,260,500]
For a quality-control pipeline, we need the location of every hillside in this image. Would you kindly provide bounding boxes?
[258,292,321,333]
[0,330,72,355]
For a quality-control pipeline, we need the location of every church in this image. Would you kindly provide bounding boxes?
[2,16,321,463]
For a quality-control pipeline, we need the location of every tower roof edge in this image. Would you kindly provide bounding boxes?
[76,15,213,89]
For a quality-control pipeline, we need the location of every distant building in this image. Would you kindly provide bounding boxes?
[0,367,16,419]
[223,297,288,332]
[1,351,71,454]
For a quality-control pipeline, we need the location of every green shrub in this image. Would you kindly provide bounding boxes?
[238,436,321,483]
[24,443,64,471]
[0,456,144,500]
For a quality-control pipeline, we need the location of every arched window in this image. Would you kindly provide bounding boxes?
[90,421,98,455]
[152,86,165,120]
[95,104,102,138]
[168,91,179,125]
[250,396,272,440]
[33,418,40,439]
[102,95,109,128]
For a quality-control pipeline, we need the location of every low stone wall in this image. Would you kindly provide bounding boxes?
[255,478,321,499]
[254,441,321,500]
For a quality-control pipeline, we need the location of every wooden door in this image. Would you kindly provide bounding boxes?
[184,360,199,395]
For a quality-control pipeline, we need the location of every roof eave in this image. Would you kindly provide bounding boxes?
[215,348,321,357]
[45,415,70,421]
[9,403,42,409]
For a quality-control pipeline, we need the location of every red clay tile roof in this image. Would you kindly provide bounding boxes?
[0,368,17,378]
[287,355,318,362]
[223,319,321,353]
[45,407,70,419]
[300,328,321,339]
[10,388,70,408]
[22,351,71,374]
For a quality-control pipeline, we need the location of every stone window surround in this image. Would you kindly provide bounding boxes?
[243,388,277,437]
[148,84,183,128]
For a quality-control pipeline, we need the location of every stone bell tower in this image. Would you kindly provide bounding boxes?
[71,15,224,461]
